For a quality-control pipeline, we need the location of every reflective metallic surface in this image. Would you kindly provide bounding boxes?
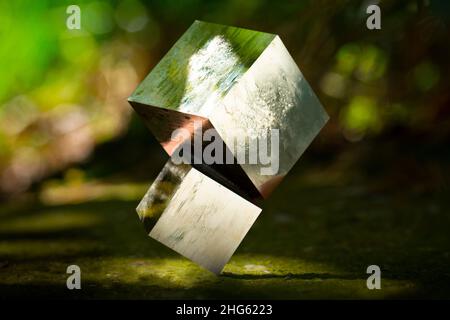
[210,36,329,197]
[129,21,328,274]
[148,166,261,274]
[128,20,274,116]
[136,159,190,232]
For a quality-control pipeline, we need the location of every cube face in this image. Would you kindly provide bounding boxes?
[210,36,329,197]
[137,159,262,273]
[129,21,328,273]
[130,101,210,156]
[128,20,275,116]
[148,166,261,274]
[136,159,190,232]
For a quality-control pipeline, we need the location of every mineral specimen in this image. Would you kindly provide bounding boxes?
[128,21,328,273]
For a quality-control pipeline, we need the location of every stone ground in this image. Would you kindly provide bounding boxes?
[1,170,449,299]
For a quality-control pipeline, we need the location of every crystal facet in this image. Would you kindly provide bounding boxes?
[129,21,328,273]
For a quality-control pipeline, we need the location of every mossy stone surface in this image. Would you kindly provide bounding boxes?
[1,177,449,299]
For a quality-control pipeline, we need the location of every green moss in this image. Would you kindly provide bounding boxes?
[1,179,449,299]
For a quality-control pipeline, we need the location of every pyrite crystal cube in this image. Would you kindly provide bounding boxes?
[129,21,328,274]
[137,159,261,274]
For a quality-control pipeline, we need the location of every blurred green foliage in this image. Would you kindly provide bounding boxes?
[0,0,450,299]
[0,0,449,195]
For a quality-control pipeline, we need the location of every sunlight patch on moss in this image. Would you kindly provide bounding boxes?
[0,255,417,299]
[0,240,101,258]
[0,211,101,233]
[225,254,338,275]
[39,181,149,205]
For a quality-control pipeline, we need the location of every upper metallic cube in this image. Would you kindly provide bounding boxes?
[129,20,328,199]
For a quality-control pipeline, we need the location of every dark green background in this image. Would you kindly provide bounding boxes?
[0,0,449,299]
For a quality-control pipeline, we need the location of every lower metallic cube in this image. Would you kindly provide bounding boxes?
[137,159,261,274]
